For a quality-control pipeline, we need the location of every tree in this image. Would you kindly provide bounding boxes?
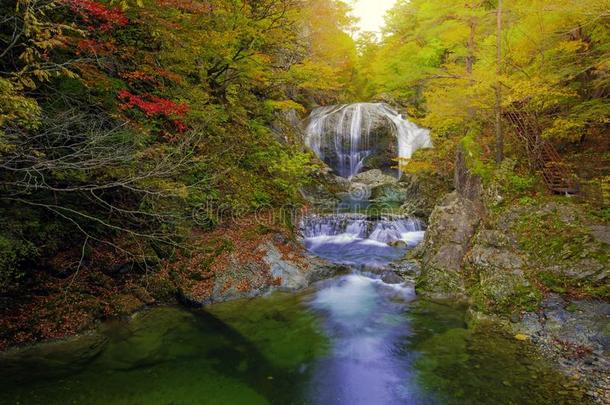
[359,0,609,173]
[0,0,358,289]
[495,0,503,164]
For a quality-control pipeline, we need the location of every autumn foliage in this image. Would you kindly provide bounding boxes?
[62,0,128,31]
[0,0,352,348]
[117,90,189,118]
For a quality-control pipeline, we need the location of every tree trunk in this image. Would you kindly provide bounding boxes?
[466,2,477,125]
[495,0,504,164]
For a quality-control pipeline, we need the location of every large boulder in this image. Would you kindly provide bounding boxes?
[414,192,482,297]
[371,183,408,203]
[262,241,347,290]
[171,225,347,307]
[300,170,351,209]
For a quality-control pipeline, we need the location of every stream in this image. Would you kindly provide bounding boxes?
[0,214,586,404]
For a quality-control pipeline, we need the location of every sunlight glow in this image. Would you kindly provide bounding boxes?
[350,0,398,34]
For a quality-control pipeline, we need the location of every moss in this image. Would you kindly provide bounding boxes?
[515,210,607,265]
[468,281,543,316]
[460,131,494,182]
[538,271,610,300]
[590,206,610,222]
[512,202,608,300]
[416,266,465,297]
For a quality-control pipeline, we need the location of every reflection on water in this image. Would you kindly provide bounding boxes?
[0,286,586,404]
[0,212,587,404]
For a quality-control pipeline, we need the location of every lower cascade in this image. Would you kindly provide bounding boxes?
[305,103,433,178]
[301,214,425,268]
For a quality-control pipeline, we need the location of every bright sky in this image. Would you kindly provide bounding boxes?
[350,0,398,34]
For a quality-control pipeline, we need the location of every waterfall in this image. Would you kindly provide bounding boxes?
[301,214,425,244]
[300,214,426,267]
[305,103,432,179]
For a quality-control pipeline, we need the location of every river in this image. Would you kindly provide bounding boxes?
[0,213,585,404]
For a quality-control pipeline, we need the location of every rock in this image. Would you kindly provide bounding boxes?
[549,258,607,281]
[177,237,346,307]
[518,312,543,335]
[306,262,351,283]
[465,230,534,309]
[415,192,482,297]
[371,183,408,203]
[541,296,610,349]
[390,260,421,277]
[380,271,404,284]
[589,225,610,245]
[351,169,398,187]
[300,183,340,208]
[263,242,308,291]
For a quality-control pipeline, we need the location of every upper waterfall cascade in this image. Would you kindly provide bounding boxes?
[305,103,433,178]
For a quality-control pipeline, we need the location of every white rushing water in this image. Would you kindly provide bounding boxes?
[305,103,432,178]
[301,215,425,268]
[301,213,429,403]
[307,273,425,404]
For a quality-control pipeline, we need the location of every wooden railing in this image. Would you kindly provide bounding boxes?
[504,105,579,194]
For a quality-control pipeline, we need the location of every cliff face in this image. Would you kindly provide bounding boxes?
[414,147,610,401]
[413,147,484,298]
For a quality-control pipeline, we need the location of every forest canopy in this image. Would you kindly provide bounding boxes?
[356,0,609,170]
[0,0,358,288]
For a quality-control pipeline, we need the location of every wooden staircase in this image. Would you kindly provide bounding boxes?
[504,106,579,195]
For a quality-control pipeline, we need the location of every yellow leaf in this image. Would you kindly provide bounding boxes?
[514,333,529,341]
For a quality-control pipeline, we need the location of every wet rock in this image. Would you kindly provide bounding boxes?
[519,312,543,335]
[371,183,408,203]
[540,296,610,349]
[510,295,610,401]
[390,260,421,277]
[300,183,340,208]
[380,271,404,284]
[305,104,407,175]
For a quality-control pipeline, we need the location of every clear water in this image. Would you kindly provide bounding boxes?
[0,215,587,404]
